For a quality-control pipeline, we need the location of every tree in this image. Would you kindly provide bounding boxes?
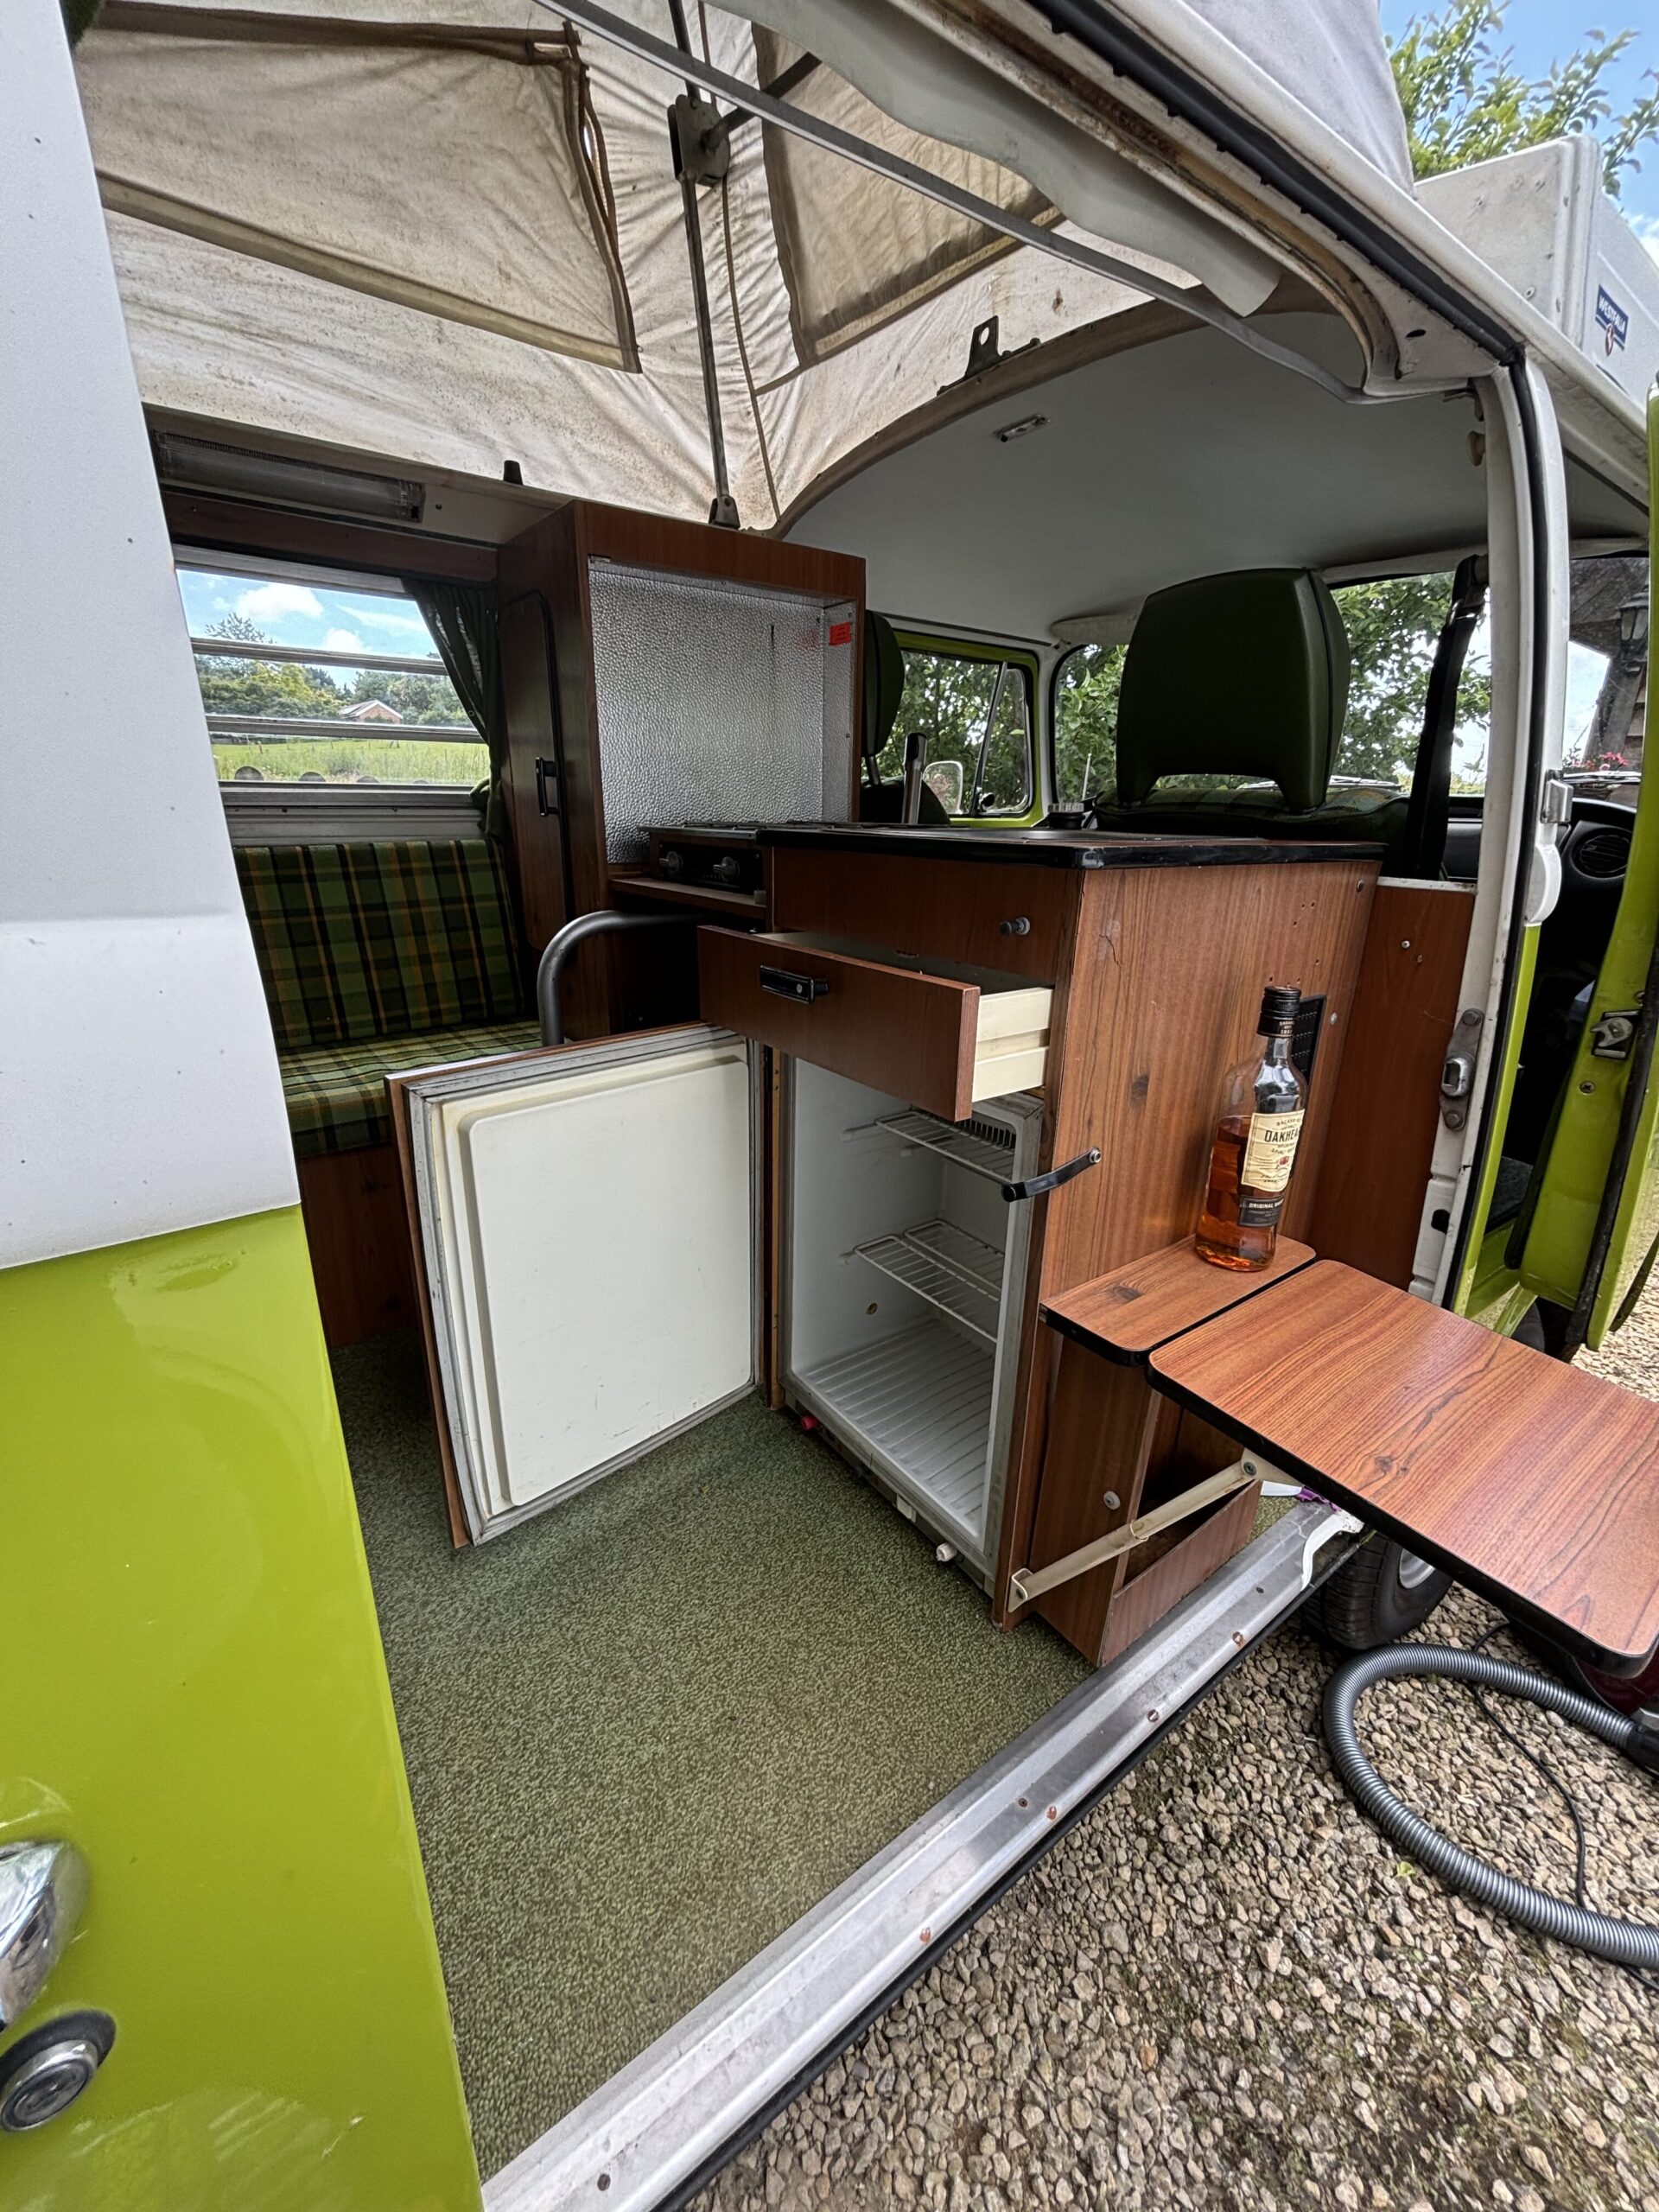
[194,613,342,721]
[1337,575,1492,787]
[1052,645,1123,810]
[876,648,1034,814]
[1389,0,1659,194]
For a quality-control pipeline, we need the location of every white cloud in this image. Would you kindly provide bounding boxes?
[341,600,430,636]
[324,628,365,655]
[238,582,322,623]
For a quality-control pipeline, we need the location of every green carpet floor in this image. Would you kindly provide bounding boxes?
[334,1333,1092,2179]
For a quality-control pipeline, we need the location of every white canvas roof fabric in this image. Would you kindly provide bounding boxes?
[74,0,1416,527]
[80,10,637,363]
[1179,0,1414,188]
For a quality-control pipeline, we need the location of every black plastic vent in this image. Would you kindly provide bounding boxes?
[1576,828,1631,881]
[1291,995,1327,1087]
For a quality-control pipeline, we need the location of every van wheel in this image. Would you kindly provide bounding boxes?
[1308,1536,1452,1649]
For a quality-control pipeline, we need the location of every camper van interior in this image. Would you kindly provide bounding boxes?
[65,0,1656,2187]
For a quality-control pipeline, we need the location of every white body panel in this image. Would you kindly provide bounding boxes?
[1419,141,1659,414]
[1,0,296,1269]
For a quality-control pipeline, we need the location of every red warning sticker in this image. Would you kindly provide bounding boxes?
[828,620,853,647]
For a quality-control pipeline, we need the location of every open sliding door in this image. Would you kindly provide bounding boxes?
[1515,398,1659,1351]
[393,1027,760,1541]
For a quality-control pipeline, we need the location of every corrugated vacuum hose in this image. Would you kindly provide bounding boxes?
[1323,1643,1659,1968]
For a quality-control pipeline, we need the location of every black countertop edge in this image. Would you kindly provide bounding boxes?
[756,825,1388,870]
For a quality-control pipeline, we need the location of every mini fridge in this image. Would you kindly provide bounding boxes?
[396,1027,1043,1582]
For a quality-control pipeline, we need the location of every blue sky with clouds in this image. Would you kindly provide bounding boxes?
[178,568,442,683]
[1378,0,1659,260]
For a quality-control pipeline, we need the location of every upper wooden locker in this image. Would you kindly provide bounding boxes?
[497,501,864,1037]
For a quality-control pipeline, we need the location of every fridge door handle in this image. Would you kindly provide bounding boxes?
[759,967,831,1005]
[1001,1147,1101,1203]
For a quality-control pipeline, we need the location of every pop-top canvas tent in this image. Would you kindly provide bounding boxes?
[74,0,1416,528]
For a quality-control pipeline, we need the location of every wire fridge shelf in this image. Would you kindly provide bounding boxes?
[852,1217,1003,1343]
[865,1108,1015,1184]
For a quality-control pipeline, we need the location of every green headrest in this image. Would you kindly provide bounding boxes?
[1115,569,1351,813]
[863,612,906,759]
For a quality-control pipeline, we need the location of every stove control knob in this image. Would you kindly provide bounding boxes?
[711,855,741,885]
[659,849,683,875]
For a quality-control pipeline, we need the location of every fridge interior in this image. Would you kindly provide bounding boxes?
[783,1060,1040,1578]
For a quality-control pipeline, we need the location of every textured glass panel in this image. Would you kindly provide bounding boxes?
[588,563,856,861]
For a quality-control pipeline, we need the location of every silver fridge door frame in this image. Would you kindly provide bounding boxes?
[400,1024,765,1541]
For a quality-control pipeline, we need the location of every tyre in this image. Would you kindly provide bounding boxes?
[1307,1535,1452,1649]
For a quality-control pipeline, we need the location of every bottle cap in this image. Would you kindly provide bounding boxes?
[1259,983,1300,1029]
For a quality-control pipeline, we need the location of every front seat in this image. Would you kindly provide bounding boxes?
[857,611,950,825]
[1086,569,1408,867]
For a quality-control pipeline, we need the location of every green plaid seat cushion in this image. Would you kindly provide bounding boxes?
[280,1020,543,1160]
[237,840,526,1053]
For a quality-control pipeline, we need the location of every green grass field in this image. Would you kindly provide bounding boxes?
[213,736,488,785]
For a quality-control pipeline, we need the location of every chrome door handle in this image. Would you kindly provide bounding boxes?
[0,1842,88,2030]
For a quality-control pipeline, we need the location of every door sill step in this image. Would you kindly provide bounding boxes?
[484,1501,1352,2212]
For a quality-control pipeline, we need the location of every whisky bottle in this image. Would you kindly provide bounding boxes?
[1195,984,1308,1271]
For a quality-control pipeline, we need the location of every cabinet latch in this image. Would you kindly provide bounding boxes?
[1440,1007,1484,1130]
[1592,1002,1641,1060]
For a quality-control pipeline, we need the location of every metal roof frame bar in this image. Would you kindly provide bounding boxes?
[536,0,1403,410]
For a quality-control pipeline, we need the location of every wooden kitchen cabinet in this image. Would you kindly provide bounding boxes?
[743,824,1379,1650]
[394,818,1378,1669]
[497,503,864,1035]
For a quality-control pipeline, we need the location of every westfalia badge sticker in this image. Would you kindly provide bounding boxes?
[1595,285,1630,356]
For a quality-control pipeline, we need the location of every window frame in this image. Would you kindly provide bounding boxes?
[1046,567,1494,814]
[889,627,1043,825]
[175,543,486,795]
[1047,639,1125,815]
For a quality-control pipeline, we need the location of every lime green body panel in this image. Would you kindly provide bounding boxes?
[1459,1226,1536,1338]
[1518,397,1659,1345]
[1453,925,1539,1319]
[0,1208,479,2210]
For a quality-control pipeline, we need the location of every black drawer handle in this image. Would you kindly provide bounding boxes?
[998,916,1032,937]
[760,965,830,1004]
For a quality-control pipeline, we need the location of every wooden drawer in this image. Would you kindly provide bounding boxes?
[698,928,1050,1121]
[769,849,1072,982]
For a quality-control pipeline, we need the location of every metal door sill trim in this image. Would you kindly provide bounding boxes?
[483,1502,1349,2212]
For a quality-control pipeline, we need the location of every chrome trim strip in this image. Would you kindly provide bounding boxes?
[484,1501,1344,2210]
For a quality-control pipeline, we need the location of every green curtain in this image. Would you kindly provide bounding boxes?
[404,578,508,841]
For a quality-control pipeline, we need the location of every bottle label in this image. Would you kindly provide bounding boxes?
[1236,1192,1284,1229]
[1242,1109,1305,1195]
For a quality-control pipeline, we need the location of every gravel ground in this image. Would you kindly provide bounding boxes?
[697,1295,1659,2212]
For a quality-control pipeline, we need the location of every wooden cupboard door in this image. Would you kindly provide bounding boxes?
[770,847,1072,982]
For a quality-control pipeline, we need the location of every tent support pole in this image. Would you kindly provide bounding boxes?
[667,0,739,528]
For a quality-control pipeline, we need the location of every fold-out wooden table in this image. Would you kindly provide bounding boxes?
[1025,1244,1659,1677]
[1148,1259,1659,1675]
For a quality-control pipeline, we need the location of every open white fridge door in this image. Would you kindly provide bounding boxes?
[396,1027,760,1541]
